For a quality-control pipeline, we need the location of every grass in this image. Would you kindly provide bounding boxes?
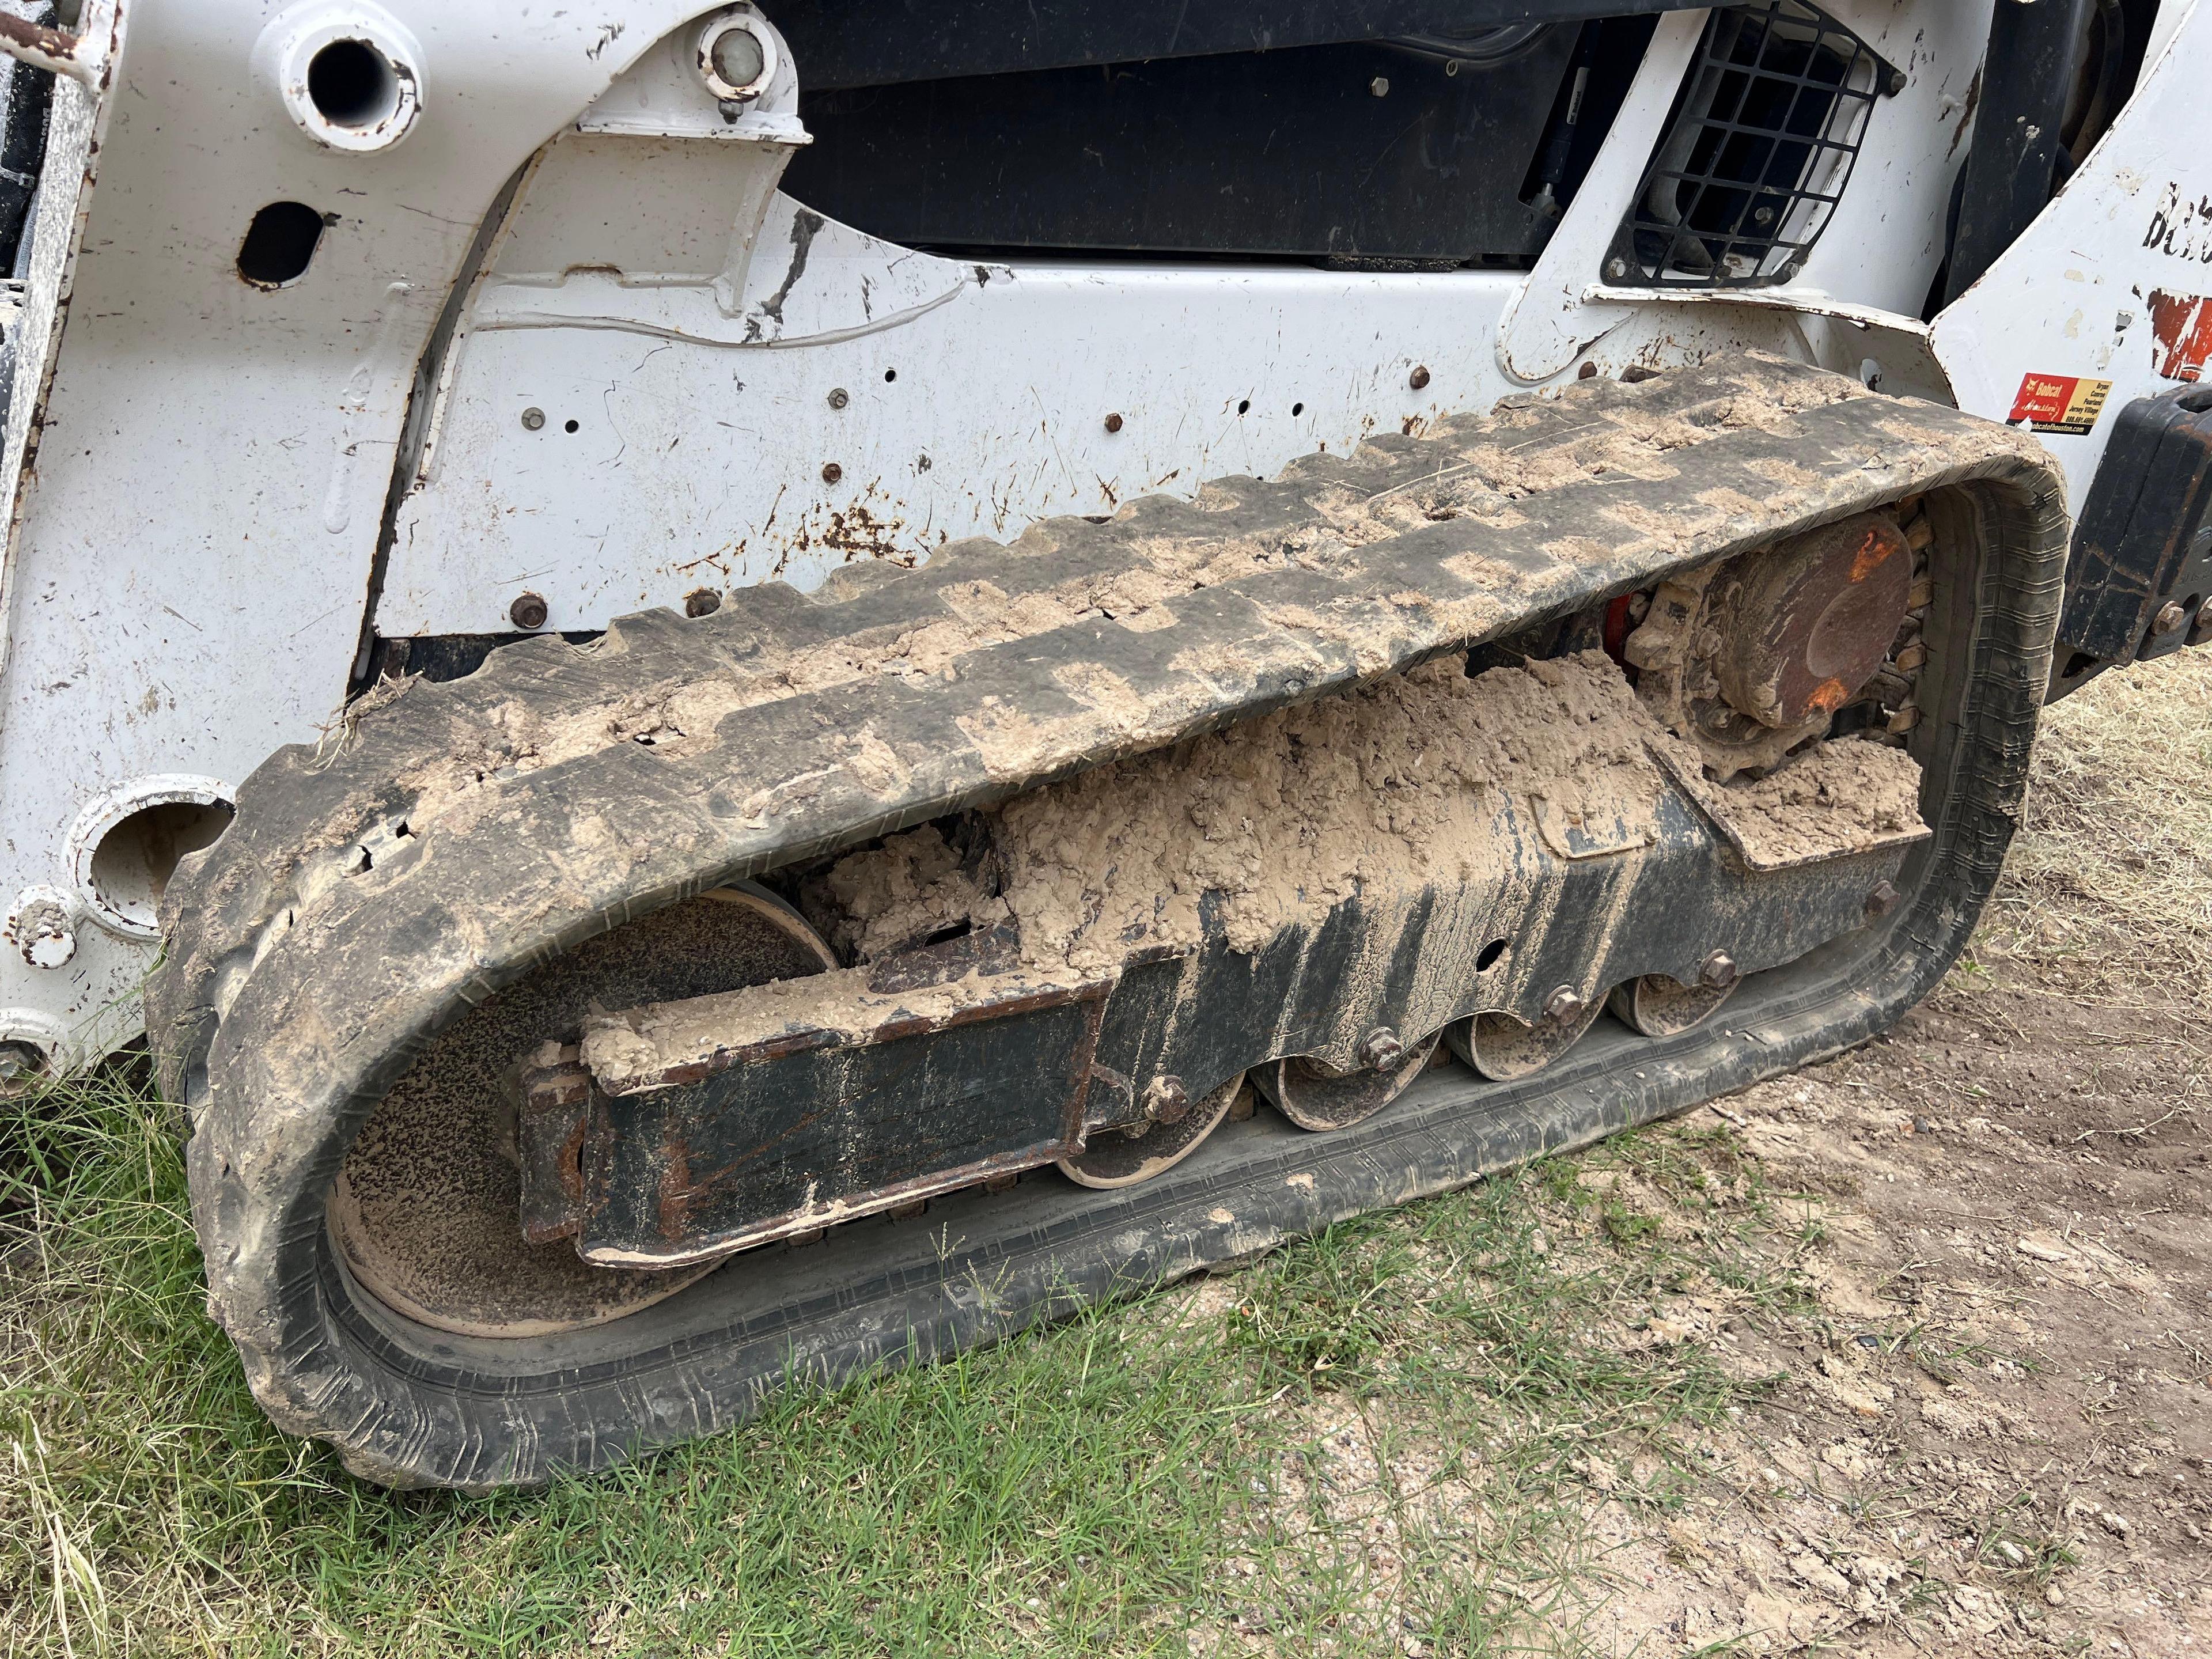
[3,649,2207,1656]
[1,1058,1820,1656]
[1984,649,2212,1004]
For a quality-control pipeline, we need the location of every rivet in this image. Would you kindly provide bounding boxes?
[8,888,75,971]
[509,592,548,631]
[821,461,843,484]
[1408,365,1431,391]
[520,407,546,431]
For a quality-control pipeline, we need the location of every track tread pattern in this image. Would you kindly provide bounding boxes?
[145,358,2066,1487]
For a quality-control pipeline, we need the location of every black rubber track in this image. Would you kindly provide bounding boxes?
[147,357,2067,1487]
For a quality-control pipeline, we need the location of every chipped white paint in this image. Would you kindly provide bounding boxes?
[1932,0,2212,502]
[252,2,426,154]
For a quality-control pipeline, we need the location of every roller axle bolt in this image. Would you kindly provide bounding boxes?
[1143,1075,1191,1124]
[1865,878,1901,919]
[2155,600,2188,635]
[0,1040,43,1086]
[1358,1027,1405,1071]
[1543,986,1585,1023]
[1699,951,1738,990]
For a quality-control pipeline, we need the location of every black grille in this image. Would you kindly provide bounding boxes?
[1607,1,1895,289]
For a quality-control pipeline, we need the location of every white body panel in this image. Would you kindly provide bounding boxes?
[0,0,2186,1069]
[1933,1,2212,503]
[381,241,1522,634]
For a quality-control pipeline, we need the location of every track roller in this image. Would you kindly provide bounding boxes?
[1446,988,1605,1082]
[1253,1031,1441,1131]
[1059,1071,1247,1188]
[1608,953,1741,1039]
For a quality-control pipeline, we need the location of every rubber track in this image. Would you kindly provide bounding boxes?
[147,357,2067,1486]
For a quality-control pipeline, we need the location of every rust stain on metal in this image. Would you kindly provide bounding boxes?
[0,12,98,86]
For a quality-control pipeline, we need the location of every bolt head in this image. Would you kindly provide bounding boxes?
[1369,75,1391,97]
[1605,257,1629,281]
[1145,1074,1191,1124]
[9,889,75,970]
[1408,365,1431,391]
[827,387,850,410]
[520,406,545,431]
[0,1039,46,1088]
[2154,600,2188,634]
[1699,950,1738,991]
[1543,985,1585,1024]
[1104,412,1124,433]
[1357,1027,1406,1071]
[2199,597,2212,631]
[1865,878,1901,920]
[509,592,548,631]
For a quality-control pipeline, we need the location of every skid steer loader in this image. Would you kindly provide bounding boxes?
[0,0,2206,1487]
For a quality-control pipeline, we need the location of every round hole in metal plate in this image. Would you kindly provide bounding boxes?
[237,202,327,287]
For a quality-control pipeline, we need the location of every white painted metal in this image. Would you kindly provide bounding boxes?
[64,774,234,940]
[253,2,426,154]
[0,0,720,1068]
[2145,0,2197,72]
[0,0,2163,1070]
[1504,0,1993,391]
[1498,9,1709,383]
[1931,0,2212,505]
[382,225,1529,633]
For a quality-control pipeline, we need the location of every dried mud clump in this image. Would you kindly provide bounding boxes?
[805,647,1929,981]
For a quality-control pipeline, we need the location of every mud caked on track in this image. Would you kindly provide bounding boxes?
[146,355,2068,1488]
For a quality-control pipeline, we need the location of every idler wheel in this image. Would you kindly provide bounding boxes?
[1058,1071,1247,1190]
[1254,1031,1440,1131]
[328,884,836,1339]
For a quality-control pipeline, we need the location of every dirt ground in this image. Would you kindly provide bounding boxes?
[1584,982,2209,1656]
[1179,650,2212,1659]
[5,635,2206,1659]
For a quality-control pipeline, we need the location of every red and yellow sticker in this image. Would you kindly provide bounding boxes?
[2008,372,2112,435]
